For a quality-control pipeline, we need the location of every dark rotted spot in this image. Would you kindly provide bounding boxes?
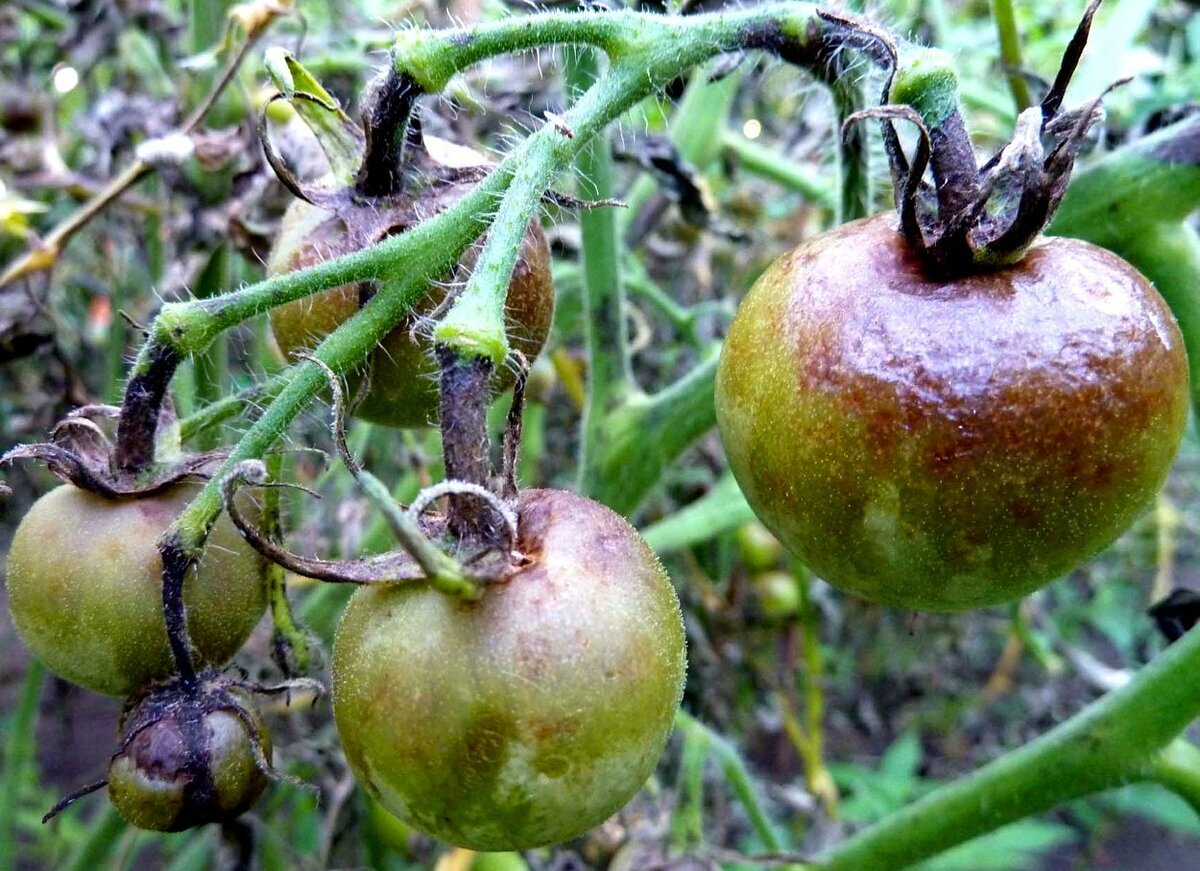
[1008,498,1042,530]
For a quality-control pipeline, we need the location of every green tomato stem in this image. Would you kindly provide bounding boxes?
[585,351,719,515]
[817,619,1200,869]
[990,0,1033,111]
[675,710,789,854]
[721,130,836,209]
[177,373,289,446]
[568,49,635,499]
[642,471,756,555]
[263,452,313,676]
[1149,739,1200,818]
[671,721,709,852]
[0,659,45,871]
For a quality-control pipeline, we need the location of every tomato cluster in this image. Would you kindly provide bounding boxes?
[2,4,1190,854]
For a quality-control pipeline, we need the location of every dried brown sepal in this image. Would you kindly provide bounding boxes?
[1,407,227,499]
[844,0,1112,276]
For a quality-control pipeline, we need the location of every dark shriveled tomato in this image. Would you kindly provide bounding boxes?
[107,691,271,832]
[716,215,1190,611]
[331,489,686,851]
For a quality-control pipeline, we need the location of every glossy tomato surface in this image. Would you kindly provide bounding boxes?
[331,489,686,851]
[716,214,1189,611]
[5,483,267,694]
[268,195,554,429]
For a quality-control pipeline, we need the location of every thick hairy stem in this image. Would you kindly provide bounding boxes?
[159,534,199,689]
[437,347,500,542]
[113,343,182,475]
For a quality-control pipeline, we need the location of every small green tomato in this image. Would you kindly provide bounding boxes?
[5,483,267,695]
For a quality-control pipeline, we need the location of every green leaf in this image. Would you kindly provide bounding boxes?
[262,47,363,185]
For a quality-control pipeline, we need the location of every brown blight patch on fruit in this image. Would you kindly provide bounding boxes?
[716,213,1189,611]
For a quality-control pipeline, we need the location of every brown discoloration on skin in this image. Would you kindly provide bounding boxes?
[268,181,554,429]
[331,489,686,852]
[716,214,1190,611]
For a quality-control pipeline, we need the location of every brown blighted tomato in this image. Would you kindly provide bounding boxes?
[716,214,1189,611]
[107,688,271,832]
[331,489,687,852]
[267,183,554,429]
[4,483,267,695]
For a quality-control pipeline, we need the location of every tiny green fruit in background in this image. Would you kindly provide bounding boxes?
[736,520,783,572]
[5,483,267,695]
[331,489,686,851]
[754,571,800,623]
[716,214,1190,611]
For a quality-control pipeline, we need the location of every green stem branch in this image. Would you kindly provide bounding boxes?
[818,621,1200,869]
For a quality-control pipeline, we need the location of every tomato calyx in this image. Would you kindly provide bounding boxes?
[0,403,225,499]
[42,668,321,831]
[842,0,1110,277]
[221,353,535,597]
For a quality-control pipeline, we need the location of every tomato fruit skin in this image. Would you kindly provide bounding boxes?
[5,483,267,695]
[107,693,271,832]
[716,214,1190,611]
[268,196,555,429]
[331,489,687,852]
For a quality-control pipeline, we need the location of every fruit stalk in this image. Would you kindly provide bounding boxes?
[436,347,501,542]
[355,66,425,198]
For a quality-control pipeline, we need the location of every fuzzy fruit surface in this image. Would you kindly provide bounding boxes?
[716,215,1190,611]
[268,194,555,429]
[4,483,267,694]
[107,693,271,832]
[331,489,687,851]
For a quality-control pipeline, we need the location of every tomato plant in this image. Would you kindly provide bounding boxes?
[4,1,1200,869]
[331,488,686,851]
[716,214,1190,610]
[5,483,267,696]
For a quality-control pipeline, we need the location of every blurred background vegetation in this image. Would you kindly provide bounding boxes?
[2,0,1200,868]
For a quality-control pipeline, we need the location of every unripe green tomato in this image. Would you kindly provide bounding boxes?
[716,214,1190,611]
[332,489,687,852]
[4,483,267,695]
[107,694,270,832]
[736,521,783,572]
[471,852,529,871]
[754,571,800,622]
[267,192,555,429]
